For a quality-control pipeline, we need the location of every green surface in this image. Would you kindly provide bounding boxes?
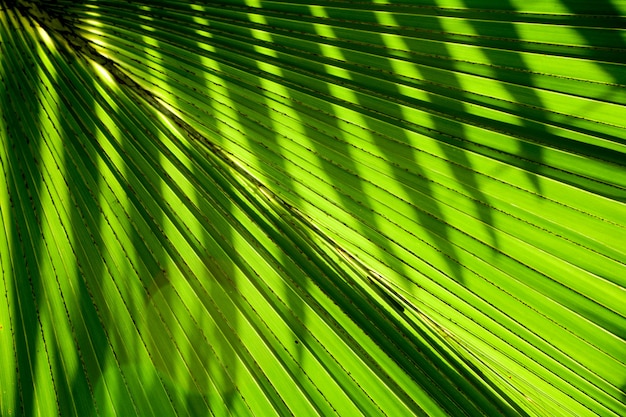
[1,0,625,416]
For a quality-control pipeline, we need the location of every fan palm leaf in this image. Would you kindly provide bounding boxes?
[1,1,625,416]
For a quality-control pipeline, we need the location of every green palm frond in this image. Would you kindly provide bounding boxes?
[1,1,625,416]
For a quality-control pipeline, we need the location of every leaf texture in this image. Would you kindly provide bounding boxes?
[1,1,625,416]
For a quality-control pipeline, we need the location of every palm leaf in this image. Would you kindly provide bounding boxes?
[1,1,625,416]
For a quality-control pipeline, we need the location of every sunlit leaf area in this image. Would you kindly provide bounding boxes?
[1,0,625,416]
